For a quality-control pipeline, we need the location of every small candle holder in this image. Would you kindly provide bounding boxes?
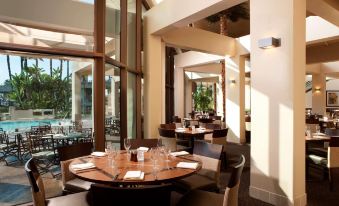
[130,150,138,162]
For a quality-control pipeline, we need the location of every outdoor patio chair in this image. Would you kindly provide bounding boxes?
[28,133,56,173]
[25,158,90,206]
[177,155,246,206]
[0,132,18,165]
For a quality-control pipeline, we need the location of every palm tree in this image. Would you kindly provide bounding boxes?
[6,55,12,81]
[206,2,249,120]
[206,3,249,36]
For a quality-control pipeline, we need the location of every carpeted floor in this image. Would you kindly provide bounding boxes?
[1,143,338,206]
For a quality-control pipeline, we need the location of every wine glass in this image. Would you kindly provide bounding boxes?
[157,138,162,148]
[124,138,131,154]
[164,147,171,162]
[150,147,159,179]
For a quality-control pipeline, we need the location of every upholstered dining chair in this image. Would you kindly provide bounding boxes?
[158,128,177,151]
[57,142,93,194]
[177,155,246,206]
[25,158,90,206]
[90,183,172,206]
[308,137,339,191]
[130,138,158,149]
[174,141,223,193]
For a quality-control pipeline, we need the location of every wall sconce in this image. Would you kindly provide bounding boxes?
[230,79,236,85]
[314,88,321,93]
[258,37,281,49]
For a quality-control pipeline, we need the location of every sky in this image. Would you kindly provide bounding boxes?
[0,54,71,85]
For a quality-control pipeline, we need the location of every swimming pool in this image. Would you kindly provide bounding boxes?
[0,119,69,132]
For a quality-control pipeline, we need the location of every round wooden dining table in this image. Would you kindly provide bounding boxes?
[69,151,202,186]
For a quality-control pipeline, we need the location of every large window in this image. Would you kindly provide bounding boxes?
[0,0,144,205]
[105,64,120,147]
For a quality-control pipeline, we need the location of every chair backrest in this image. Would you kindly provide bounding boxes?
[158,128,175,138]
[213,128,229,138]
[28,133,54,154]
[328,137,339,168]
[223,155,245,206]
[57,142,93,162]
[130,139,158,149]
[206,123,220,130]
[160,123,176,130]
[25,158,46,206]
[193,141,223,184]
[0,132,8,144]
[325,128,339,137]
[158,128,177,151]
[212,128,229,146]
[199,118,214,124]
[90,184,172,206]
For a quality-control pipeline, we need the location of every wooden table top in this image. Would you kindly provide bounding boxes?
[305,134,330,141]
[175,128,213,135]
[69,151,202,185]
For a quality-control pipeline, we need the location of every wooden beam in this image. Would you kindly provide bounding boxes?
[120,0,128,149]
[93,0,106,151]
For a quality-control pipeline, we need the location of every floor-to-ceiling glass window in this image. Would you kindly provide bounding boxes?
[0,0,143,205]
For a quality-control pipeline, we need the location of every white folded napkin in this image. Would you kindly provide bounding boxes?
[170,151,189,157]
[137,147,149,152]
[91,152,107,157]
[176,162,199,169]
[123,171,145,180]
[176,127,185,130]
[71,163,95,171]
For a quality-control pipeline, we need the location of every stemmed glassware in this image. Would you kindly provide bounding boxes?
[124,138,131,159]
[157,138,162,147]
[150,147,159,179]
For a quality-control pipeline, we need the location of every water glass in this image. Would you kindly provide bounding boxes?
[124,138,131,153]
[157,138,162,147]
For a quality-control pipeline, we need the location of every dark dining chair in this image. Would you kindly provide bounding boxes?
[308,137,339,191]
[174,141,223,193]
[130,138,158,149]
[90,183,172,206]
[57,142,93,194]
[177,155,246,206]
[25,158,90,206]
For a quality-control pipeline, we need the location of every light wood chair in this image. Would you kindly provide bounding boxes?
[25,158,90,206]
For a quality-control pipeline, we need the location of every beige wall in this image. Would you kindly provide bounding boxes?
[250,0,306,205]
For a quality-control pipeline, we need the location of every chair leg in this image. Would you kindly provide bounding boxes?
[329,168,334,191]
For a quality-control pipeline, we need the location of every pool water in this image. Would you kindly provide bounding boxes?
[0,119,68,132]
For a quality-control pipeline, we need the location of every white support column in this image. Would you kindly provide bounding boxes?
[312,73,326,115]
[174,67,184,118]
[72,71,81,121]
[225,55,245,143]
[250,0,306,205]
[185,76,193,118]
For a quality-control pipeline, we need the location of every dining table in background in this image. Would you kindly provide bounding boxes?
[175,128,213,152]
[69,151,202,186]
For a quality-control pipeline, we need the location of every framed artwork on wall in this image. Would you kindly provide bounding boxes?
[326,90,339,107]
